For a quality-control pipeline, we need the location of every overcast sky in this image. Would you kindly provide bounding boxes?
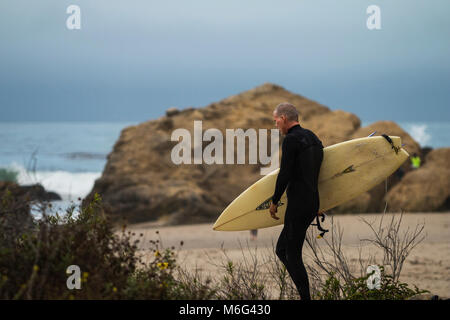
[0,0,449,122]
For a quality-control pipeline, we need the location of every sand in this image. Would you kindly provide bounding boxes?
[127,212,450,298]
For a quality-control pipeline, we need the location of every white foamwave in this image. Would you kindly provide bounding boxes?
[408,124,431,147]
[7,163,101,201]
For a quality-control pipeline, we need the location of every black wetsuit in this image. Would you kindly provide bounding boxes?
[271,124,323,300]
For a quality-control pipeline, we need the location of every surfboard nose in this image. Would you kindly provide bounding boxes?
[212,211,228,230]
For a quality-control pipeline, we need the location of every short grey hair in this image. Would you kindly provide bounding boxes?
[274,102,299,122]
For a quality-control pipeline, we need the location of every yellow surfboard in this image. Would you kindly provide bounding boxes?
[213,135,409,231]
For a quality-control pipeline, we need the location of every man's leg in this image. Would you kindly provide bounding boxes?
[277,213,316,300]
[285,217,312,300]
[275,226,288,266]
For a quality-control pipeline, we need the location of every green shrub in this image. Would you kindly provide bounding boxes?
[0,192,188,299]
[1,193,133,299]
[314,266,429,300]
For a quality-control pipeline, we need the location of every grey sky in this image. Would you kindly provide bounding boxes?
[0,0,449,122]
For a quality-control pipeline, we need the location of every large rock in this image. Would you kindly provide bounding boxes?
[303,110,361,147]
[0,182,62,237]
[83,83,365,225]
[0,182,37,243]
[0,181,61,202]
[384,148,450,212]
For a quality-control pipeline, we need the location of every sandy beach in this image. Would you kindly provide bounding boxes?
[127,212,450,298]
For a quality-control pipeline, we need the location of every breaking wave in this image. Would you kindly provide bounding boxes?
[5,163,101,201]
[408,124,431,147]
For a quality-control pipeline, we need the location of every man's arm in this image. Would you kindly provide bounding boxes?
[271,136,296,205]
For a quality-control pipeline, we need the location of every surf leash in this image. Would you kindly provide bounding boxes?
[311,212,329,238]
[381,134,400,155]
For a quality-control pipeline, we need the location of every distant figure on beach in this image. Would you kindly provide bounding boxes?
[411,153,421,169]
[250,229,258,241]
[269,102,324,300]
[395,167,405,180]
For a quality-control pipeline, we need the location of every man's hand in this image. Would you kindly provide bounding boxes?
[269,202,279,220]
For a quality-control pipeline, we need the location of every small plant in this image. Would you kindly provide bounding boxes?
[212,244,267,300]
[315,266,429,300]
[305,212,428,300]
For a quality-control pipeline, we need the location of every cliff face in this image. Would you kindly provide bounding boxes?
[83,83,435,225]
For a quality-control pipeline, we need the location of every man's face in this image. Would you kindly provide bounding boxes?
[273,111,288,135]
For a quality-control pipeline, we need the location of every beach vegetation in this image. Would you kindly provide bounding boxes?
[0,188,430,300]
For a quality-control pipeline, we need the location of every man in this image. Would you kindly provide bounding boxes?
[269,102,324,300]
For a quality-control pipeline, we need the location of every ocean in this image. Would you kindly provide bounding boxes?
[0,120,449,216]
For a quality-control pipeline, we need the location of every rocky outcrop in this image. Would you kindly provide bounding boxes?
[304,110,361,147]
[0,182,62,228]
[83,83,429,225]
[384,148,450,212]
[0,182,61,242]
[0,182,34,227]
[0,182,61,202]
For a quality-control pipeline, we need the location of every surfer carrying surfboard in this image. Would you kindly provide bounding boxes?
[269,102,324,300]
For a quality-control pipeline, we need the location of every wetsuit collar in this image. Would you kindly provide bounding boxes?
[287,124,301,134]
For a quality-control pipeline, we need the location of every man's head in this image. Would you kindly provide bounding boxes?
[273,102,299,135]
